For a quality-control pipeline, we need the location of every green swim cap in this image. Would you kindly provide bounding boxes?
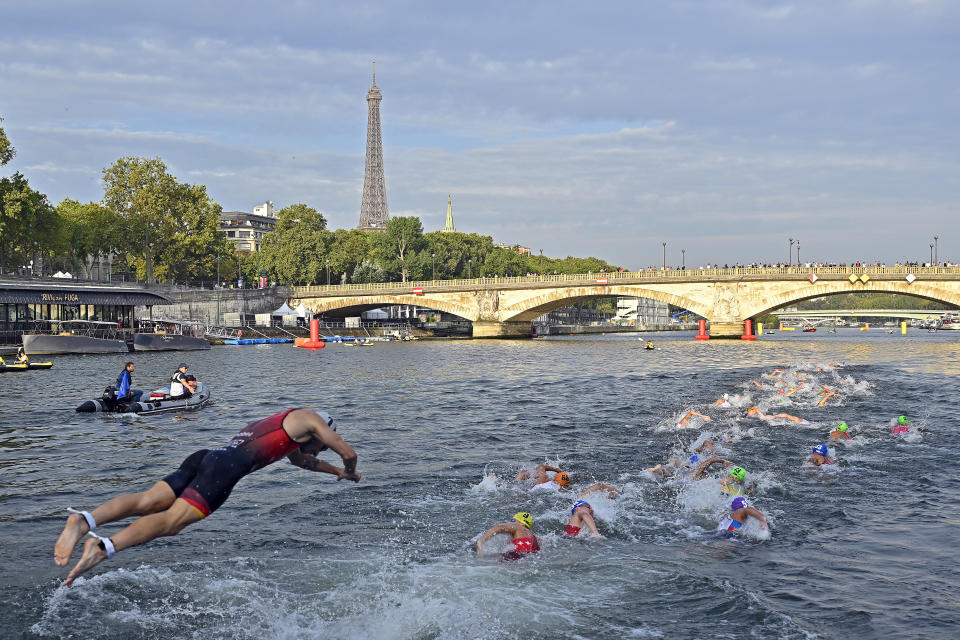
[897,415,909,425]
[836,422,848,432]
[729,466,746,482]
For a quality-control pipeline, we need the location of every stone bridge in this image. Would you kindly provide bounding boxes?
[290,266,960,338]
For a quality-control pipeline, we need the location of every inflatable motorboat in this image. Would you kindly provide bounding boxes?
[76,382,211,414]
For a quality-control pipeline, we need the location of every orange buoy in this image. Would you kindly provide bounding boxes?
[296,318,326,349]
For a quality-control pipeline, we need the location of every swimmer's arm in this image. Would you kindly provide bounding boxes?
[690,411,712,421]
[305,421,360,476]
[287,450,361,481]
[580,512,601,536]
[745,507,767,529]
[697,440,717,454]
[476,524,513,554]
[580,483,620,498]
[540,464,562,473]
[693,458,731,480]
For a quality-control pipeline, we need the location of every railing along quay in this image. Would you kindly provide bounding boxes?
[293,266,960,297]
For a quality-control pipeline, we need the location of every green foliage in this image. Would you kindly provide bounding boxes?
[55,199,124,278]
[0,117,14,166]
[101,157,230,284]
[328,229,373,282]
[0,172,55,272]
[352,259,387,284]
[375,216,426,282]
[793,293,949,311]
[258,203,330,285]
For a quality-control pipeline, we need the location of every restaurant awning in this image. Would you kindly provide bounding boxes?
[0,283,172,306]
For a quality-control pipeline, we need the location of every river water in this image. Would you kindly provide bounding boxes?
[1,329,958,639]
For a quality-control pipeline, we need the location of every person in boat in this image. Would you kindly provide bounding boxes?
[54,408,360,587]
[514,464,570,491]
[806,444,834,467]
[717,497,768,537]
[746,406,804,423]
[169,363,196,398]
[829,422,851,440]
[476,512,540,561]
[115,362,143,404]
[16,346,28,364]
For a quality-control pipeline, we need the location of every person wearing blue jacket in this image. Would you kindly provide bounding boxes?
[116,362,142,404]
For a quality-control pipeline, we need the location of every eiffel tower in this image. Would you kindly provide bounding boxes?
[358,60,389,231]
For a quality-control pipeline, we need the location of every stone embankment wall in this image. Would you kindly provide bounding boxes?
[136,286,293,324]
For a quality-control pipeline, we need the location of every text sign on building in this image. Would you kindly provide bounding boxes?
[412,287,423,295]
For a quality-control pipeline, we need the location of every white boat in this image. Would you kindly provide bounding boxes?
[23,320,128,355]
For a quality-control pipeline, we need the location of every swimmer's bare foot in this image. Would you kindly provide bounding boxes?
[63,537,108,587]
[54,513,89,567]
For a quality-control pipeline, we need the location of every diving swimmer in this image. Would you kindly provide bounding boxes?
[476,512,540,561]
[830,422,850,440]
[54,409,361,586]
[717,497,768,536]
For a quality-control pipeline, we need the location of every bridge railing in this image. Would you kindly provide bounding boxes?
[292,265,960,296]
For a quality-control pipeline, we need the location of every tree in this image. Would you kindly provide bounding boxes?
[56,200,124,279]
[0,117,14,166]
[0,172,55,273]
[258,203,330,285]
[375,216,426,282]
[328,228,373,284]
[352,259,387,284]
[160,183,234,284]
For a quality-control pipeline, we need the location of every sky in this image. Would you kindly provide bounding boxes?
[1,0,958,270]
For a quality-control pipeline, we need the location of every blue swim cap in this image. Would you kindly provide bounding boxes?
[689,454,699,463]
[571,500,590,515]
[812,444,828,455]
[731,497,747,511]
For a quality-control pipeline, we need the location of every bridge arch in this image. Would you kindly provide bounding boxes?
[294,294,477,321]
[741,281,960,319]
[497,285,711,322]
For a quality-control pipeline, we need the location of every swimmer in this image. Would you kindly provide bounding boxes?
[579,482,620,499]
[564,500,602,538]
[54,409,360,587]
[830,422,851,440]
[817,391,837,407]
[678,410,712,428]
[692,457,734,480]
[806,444,834,467]
[476,512,540,561]
[713,394,730,407]
[746,406,805,423]
[717,497,768,536]
[646,442,716,477]
[515,464,570,491]
[695,459,753,495]
[892,415,910,435]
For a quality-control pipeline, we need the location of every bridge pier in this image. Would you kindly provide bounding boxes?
[472,320,532,339]
[707,321,745,339]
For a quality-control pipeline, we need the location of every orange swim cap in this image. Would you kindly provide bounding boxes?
[555,471,570,486]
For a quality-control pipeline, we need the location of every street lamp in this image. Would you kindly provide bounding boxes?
[681,249,685,269]
[432,252,436,281]
[934,235,939,264]
[468,258,472,279]
[797,239,800,266]
[930,243,934,265]
[216,251,221,324]
[662,242,667,270]
[326,259,330,285]
[539,249,543,273]
[789,237,794,267]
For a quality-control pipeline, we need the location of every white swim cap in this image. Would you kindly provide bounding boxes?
[314,410,336,431]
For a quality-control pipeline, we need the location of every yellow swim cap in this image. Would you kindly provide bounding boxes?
[513,512,533,529]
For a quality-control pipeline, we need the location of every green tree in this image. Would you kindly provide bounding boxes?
[328,228,373,284]
[56,199,124,279]
[0,117,14,166]
[424,231,495,279]
[258,203,329,285]
[352,258,387,284]
[0,172,55,273]
[375,216,426,282]
[160,183,234,284]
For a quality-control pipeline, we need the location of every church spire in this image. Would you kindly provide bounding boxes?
[442,194,456,233]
